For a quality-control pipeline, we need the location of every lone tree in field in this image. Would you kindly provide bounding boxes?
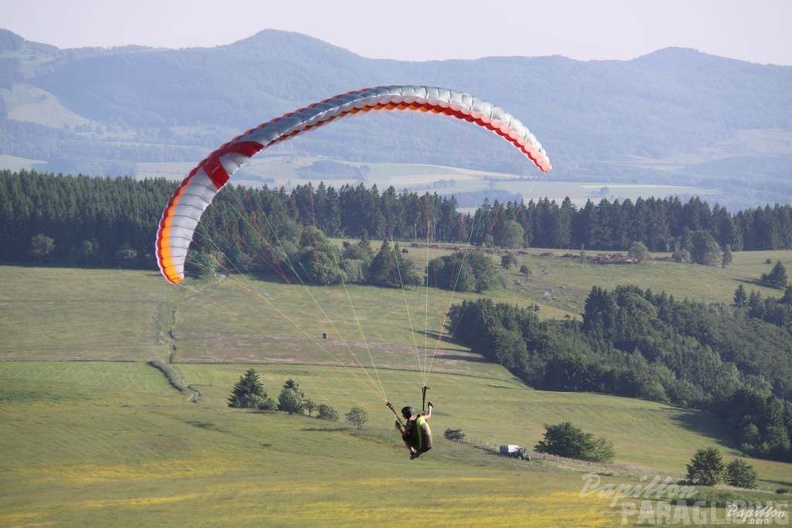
[761,260,788,289]
[689,231,722,266]
[627,241,649,263]
[686,447,724,486]
[534,422,614,463]
[345,407,369,429]
[725,459,758,489]
[494,220,525,249]
[228,368,275,410]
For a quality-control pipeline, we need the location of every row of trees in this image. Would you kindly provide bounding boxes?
[228,369,370,428]
[448,285,792,462]
[229,370,329,416]
[3,170,792,274]
[686,447,758,489]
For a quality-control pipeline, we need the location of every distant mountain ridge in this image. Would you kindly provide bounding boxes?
[0,28,790,209]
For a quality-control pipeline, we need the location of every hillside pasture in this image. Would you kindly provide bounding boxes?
[2,359,790,527]
[0,360,631,527]
[2,265,792,526]
[1,84,94,129]
[479,247,792,318]
[0,267,173,361]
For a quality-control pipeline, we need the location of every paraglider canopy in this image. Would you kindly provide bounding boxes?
[156,85,552,284]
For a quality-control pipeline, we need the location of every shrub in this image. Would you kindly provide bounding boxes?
[345,407,369,429]
[501,253,518,269]
[444,428,466,442]
[317,404,339,421]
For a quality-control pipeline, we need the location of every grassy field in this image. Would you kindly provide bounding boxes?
[0,360,632,527]
[489,247,792,318]
[1,264,791,526]
[131,153,712,210]
[0,84,93,129]
[3,360,789,527]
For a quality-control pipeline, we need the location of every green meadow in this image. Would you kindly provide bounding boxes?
[1,257,791,526]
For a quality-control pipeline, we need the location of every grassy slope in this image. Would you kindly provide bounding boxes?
[1,361,629,527]
[488,247,792,318]
[1,260,791,526]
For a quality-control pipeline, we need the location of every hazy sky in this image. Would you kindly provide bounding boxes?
[2,0,790,65]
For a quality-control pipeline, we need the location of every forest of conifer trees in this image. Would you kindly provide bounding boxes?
[2,170,792,271]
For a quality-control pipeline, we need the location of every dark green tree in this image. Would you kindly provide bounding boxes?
[761,260,788,289]
[725,459,758,489]
[534,422,615,463]
[228,369,275,410]
[430,251,498,293]
[295,227,344,285]
[367,239,419,288]
[278,378,305,415]
[733,284,748,307]
[689,230,721,266]
[501,253,518,269]
[686,447,724,485]
[781,286,792,305]
[489,326,528,372]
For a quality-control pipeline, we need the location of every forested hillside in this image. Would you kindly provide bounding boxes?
[448,286,792,462]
